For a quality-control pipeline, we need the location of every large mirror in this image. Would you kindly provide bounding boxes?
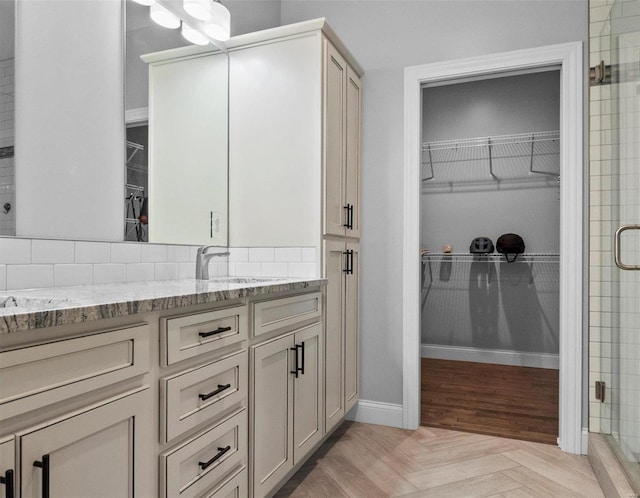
[3,0,228,246]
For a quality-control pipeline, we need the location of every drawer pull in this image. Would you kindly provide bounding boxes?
[198,445,231,470]
[199,326,232,338]
[198,383,232,401]
[33,455,50,498]
[0,469,14,498]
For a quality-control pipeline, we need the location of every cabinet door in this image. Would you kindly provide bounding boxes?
[252,335,293,498]
[293,323,323,464]
[344,242,360,412]
[19,387,151,498]
[345,66,361,238]
[0,437,15,498]
[324,42,347,237]
[324,240,345,432]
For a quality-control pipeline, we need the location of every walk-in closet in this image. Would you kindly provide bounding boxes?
[420,70,561,444]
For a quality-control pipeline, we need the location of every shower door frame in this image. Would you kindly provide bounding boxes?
[402,42,585,454]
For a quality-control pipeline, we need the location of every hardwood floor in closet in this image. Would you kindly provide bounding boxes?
[421,358,559,444]
[275,421,603,497]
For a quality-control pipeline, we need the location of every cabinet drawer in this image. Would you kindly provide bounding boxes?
[162,305,248,366]
[204,467,247,498]
[253,292,322,337]
[0,324,149,420]
[161,350,248,443]
[161,410,247,498]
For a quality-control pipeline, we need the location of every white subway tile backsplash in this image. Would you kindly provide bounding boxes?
[228,247,248,262]
[261,263,288,277]
[0,238,31,264]
[32,239,74,264]
[275,247,302,262]
[287,262,316,278]
[126,263,155,282]
[249,247,275,262]
[154,263,179,281]
[235,262,262,276]
[141,244,168,263]
[54,264,93,287]
[74,241,110,263]
[178,262,194,280]
[7,265,54,290]
[110,243,141,263]
[168,245,191,263]
[94,264,126,284]
[302,247,316,262]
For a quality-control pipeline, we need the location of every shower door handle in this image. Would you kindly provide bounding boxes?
[614,224,640,270]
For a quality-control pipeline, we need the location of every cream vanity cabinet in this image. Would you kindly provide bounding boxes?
[324,42,362,238]
[228,17,362,442]
[158,303,249,498]
[0,437,15,498]
[0,323,152,498]
[250,292,324,498]
[324,240,360,432]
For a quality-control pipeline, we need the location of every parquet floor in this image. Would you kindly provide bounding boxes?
[275,421,604,497]
[421,359,559,444]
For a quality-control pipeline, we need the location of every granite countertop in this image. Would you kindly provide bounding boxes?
[0,277,326,335]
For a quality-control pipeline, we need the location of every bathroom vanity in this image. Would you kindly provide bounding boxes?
[0,277,332,497]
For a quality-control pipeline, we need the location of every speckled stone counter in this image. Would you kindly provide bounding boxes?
[0,277,325,335]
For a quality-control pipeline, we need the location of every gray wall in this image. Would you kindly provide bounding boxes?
[421,71,560,253]
[280,0,588,406]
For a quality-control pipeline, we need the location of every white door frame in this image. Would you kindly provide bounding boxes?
[402,42,584,454]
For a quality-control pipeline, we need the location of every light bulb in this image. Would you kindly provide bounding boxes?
[203,0,230,41]
[184,0,211,21]
[150,4,180,29]
[131,0,155,6]
[181,24,209,46]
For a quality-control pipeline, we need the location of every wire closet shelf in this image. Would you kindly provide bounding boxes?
[420,252,559,263]
[421,130,560,182]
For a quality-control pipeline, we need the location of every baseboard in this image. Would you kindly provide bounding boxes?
[582,428,589,455]
[346,399,404,428]
[421,344,559,370]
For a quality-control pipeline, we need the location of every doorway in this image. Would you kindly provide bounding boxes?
[403,42,584,454]
[419,70,561,444]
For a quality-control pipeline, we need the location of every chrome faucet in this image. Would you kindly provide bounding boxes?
[196,246,230,280]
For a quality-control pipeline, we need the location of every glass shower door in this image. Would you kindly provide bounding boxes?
[606,3,640,490]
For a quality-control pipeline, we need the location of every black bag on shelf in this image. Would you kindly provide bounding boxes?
[496,233,525,262]
[469,237,494,254]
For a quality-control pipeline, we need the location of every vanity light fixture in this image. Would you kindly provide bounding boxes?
[181,23,209,45]
[183,0,211,21]
[150,3,181,29]
[203,0,231,41]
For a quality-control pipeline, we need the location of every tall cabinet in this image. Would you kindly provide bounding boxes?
[228,19,363,437]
